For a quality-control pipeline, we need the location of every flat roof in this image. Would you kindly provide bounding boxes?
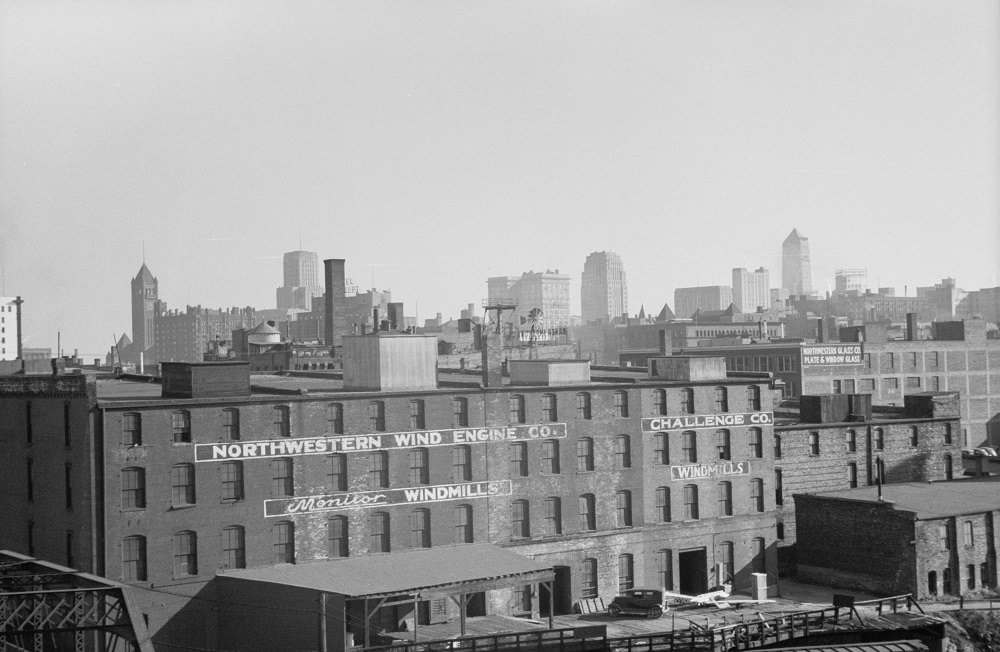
[799,477,1000,520]
[217,543,554,599]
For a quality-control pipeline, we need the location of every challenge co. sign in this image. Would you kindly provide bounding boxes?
[263,480,512,517]
[195,424,567,462]
[641,412,773,432]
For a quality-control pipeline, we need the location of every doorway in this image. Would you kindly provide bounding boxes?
[538,566,573,615]
[678,548,708,595]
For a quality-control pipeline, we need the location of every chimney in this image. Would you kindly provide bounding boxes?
[373,307,380,329]
[323,259,346,348]
[816,318,824,343]
[905,313,917,341]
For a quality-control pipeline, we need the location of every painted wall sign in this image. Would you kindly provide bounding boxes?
[670,461,749,481]
[195,424,567,462]
[802,344,864,366]
[642,412,773,432]
[263,480,512,517]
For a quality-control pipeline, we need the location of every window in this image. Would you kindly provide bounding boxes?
[123,536,147,581]
[25,402,32,444]
[809,432,820,455]
[368,401,385,431]
[860,378,875,391]
[541,394,557,422]
[746,385,760,411]
[454,505,473,544]
[510,441,528,477]
[580,558,598,598]
[274,406,291,437]
[928,351,940,369]
[943,567,953,594]
[579,494,596,531]
[223,526,245,569]
[775,469,783,506]
[409,400,425,430]
[409,448,429,485]
[848,462,858,488]
[272,458,294,496]
[883,377,899,393]
[777,522,785,539]
[122,467,146,509]
[982,563,991,588]
[576,392,592,420]
[329,454,347,491]
[680,388,694,414]
[221,408,240,441]
[328,516,349,557]
[748,478,763,512]
[618,554,634,592]
[718,541,734,585]
[174,531,197,576]
[371,512,390,552]
[682,431,697,463]
[452,445,472,482]
[945,454,954,480]
[123,413,142,446]
[718,481,733,516]
[774,433,782,458]
[172,410,191,443]
[615,435,632,469]
[885,352,895,370]
[616,491,633,527]
[928,571,937,595]
[452,398,469,428]
[26,459,32,502]
[715,387,728,412]
[543,497,562,535]
[536,439,560,474]
[906,376,921,390]
[939,524,949,550]
[327,403,344,434]
[716,429,731,460]
[863,353,872,370]
[654,433,669,465]
[832,380,842,394]
[844,379,856,394]
[512,500,530,538]
[874,428,884,450]
[683,485,699,519]
[910,426,919,447]
[906,351,918,369]
[410,509,431,548]
[65,464,73,509]
[576,437,594,472]
[965,521,974,547]
[509,395,525,424]
[274,521,295,563]
[944,423,953,444]
[656,486,671,522]
[653,389,667,416]
[613,390,629,417]
[221,461,244,501]
[370,451,388,488]
[751,538,766,574]
[749,428,762,458]
[514,586,532,613]
[968,564,977,590]
[846,429,857,452]
[656,549,674,590]
[171,464,195,506]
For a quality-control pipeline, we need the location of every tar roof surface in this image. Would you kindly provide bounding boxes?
[802,477,1000,520]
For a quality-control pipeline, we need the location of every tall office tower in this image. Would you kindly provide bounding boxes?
[277,251,323,312]
[487,270,571,328]
[131,264,158,361]
[581,251,628,324]
[782,229,812,297]
[0,296,22,360]
[674,286,733,319]
[732,267,770,313]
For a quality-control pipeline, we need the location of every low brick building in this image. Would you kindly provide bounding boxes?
[795,477,1000,599]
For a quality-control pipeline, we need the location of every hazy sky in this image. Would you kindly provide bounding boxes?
[2,1,998,357]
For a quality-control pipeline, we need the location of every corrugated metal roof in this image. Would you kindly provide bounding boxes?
[217,543,553,598]
[801,476,1000,520]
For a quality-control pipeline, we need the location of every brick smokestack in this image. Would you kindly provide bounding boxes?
[324,259,346,348]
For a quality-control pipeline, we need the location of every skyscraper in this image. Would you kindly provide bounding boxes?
[277,251,323,313]
[732,267,770,313]
[581,251,628,324]
[486,270,571,328]
[130,263,158,361]
[782,229,812,297]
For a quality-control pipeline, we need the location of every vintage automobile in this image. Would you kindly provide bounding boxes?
[607,588,668,618]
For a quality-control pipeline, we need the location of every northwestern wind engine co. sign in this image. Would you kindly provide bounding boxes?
[264,480,512,517]
[195,424,567,462]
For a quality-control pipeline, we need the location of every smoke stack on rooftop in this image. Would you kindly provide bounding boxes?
[323,259,346,349]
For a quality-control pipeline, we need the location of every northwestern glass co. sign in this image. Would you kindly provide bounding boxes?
[263,480,512,517]
[195,424,567,462]
[641,412,773,432]
[802,344,863,366]
[670,461,750,481]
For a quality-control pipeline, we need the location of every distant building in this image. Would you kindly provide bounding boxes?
[917,278,965,321]
[580,251,628,325]
[781,229,812,297]
[154,305,257,363]
[129,264,158,364]
[674,286,733,320]
[834,269,869,296]
[0,296,22,361]
[487,270,571,329]
[732,267,770,313]
[276,251,323,313]
[958,286,1000,323]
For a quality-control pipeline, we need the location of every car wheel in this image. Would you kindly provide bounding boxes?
[648,606,663,619]
[608,604,623,617]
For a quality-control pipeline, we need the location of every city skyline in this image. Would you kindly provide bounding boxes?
[2,1,998,355]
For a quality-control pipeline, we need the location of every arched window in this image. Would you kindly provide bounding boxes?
[613,390,629,417]
[173,531,197,576]
[615,435,631,468]
[273,406,290,438]
[656,486,671,522]
[327,403,344,434]
[368,400,385,431]
[409,399,426,430]
[453,445,472,482]
[274,521,295,563]
[576,392,592,420]
[683,484,699,520]
[681,388,695,414]
[715,387,728,412]
[616,490,632,528]
[370,451,389,488]
[652,389,667,416]
[618,554,634,592]
[454,505,473,544]
[223,408,240,440]
[409,509,431,548]
[452,397,469,428]
[408,448,429,485]
[746,385,761,411]
[370,511,390,553]
[718,481,733,516]
[171,410,191,443]
[542,439,561,474]
[580,558,598,598]
[543,497,562,535]
[223,526,245,569]
[577,437,594,472]
[121,467,146,509]
[511,500,530,538]
[328,516,349,557]
[122,536,147,581]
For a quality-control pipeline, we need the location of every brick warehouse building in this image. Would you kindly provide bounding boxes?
[0,338,960,652]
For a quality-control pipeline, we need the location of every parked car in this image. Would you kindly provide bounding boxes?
[607,588,668,618]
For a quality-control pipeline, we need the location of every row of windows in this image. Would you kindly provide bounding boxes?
[832,376,944,394]
[118,386,766,445]
[22,402,73,447]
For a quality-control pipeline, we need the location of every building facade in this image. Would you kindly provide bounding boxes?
[732,267,770,314]
[487,271,571,329]
[781,229,812,297]
[277,250,324,313]
[673,286,733,320]
[0,296,22,361]
[581,251,628,325]
[154,305,258,363]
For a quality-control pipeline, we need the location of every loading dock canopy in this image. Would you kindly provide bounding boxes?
[219,543,554,599]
